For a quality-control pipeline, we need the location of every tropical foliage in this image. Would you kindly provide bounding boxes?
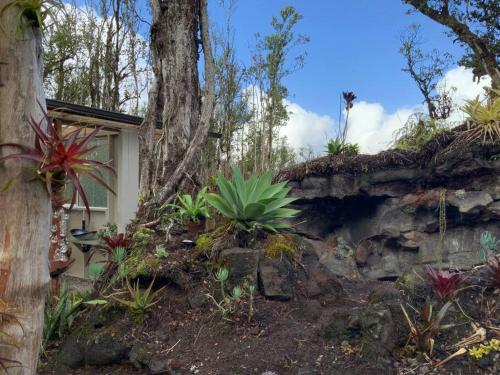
[393,113,449,151]
[0,114,115,215]
[111,278,164,323]
[161,187,210,223]
[0,0,59,33]
[206,165,299,232]
[325,138,359,156]
[462,89,500,143]
[425,266,463,302]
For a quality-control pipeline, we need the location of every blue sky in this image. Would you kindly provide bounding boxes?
[207,0,465,116]
[131,0,487,154]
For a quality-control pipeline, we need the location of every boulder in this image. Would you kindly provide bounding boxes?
[220,247,260,287]
[56,331,131,371]
[448,191,493,214]
[258,257,294,301]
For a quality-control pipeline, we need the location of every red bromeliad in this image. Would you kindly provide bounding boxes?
[0,113,115,286]
[102,233,131,251]
[0,113,115,214]
[425,266,463,301]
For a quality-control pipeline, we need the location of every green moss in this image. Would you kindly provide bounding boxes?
[469,339,500,360]
[263,234,298,259]
[125,247,161,278]
[196,233,215,252]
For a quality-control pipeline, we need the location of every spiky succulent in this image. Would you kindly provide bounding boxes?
[206,165,300,232]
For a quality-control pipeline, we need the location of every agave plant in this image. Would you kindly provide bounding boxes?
[111,278,164,323]
[206,165,300,232]
[425,266,463,301]
[161,187,210,224]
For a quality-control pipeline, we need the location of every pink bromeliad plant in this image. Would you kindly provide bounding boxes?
[425,265,463,301]
[0,112,115,277]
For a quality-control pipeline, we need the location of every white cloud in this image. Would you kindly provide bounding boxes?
[280,66,492,155]
[280,100,335,155]
[346,102,421,154]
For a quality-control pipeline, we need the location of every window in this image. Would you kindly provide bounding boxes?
[65,136,111,209]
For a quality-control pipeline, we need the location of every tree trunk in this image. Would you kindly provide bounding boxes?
[0,6,51,374]
[138,0,215,211]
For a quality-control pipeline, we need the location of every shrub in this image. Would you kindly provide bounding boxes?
[112,278,164,324]
[161,187,210,224]
[461,88,500,143]
[393,113,448,151]
[206,165,300,232]
[325,138,359,156]
[425,266,463,301]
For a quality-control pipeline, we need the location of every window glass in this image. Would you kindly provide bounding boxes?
[64,136,110,208]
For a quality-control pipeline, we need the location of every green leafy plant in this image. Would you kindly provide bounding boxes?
[393,113,448,151]
[0,0,60,34]
[206,165,300,232]
[88,263,105,281]
[325,138,359,156]
[111,278,164,324]
[153,245,168,258]
[246,284,256,323]
[401,301,453,355]
[461,89,500,143]
[131,228,154,249]
[42,288,105,351]
[479,231,499,262]
[161,187,210,224]
[469,339,500,360]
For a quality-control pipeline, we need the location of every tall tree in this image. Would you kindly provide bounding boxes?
[138,0,215,209]
[208,0,251,176]
[399,24,454,119]
[43,0,151,114]
[0,2,50,373]
[404,0,499,89]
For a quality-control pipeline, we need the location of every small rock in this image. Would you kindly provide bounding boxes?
[354,239,372,265]
[220,247,260,287]
[258,257,294,301]
[448,190,493,214]
[187,287,209,309]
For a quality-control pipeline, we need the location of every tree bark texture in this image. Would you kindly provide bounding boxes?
[138,0,215,210]
[0,4,51,374]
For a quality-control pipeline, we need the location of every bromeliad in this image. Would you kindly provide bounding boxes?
[0,112,115,284]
